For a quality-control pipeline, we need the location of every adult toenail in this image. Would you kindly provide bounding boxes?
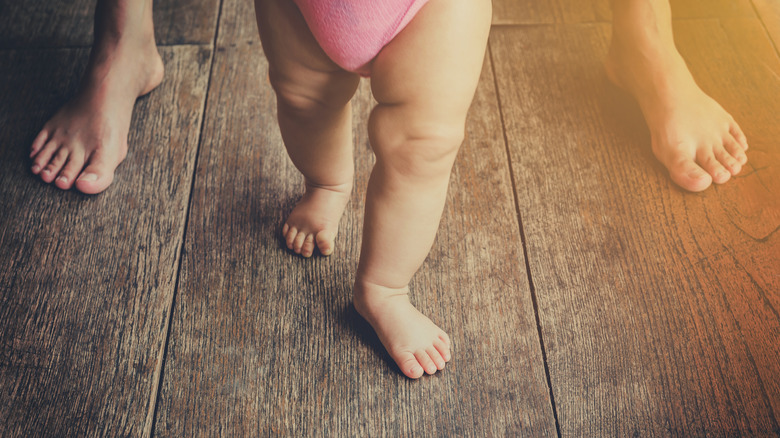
[79,173,98,182]
[31,164,40,172]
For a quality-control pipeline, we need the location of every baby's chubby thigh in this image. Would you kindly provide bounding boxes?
[368,0,492,177]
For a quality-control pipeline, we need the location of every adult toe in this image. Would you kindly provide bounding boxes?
[30,128,50,158]
[74,150,118,194]
[697,149,731,185]
[667,157,712,192]
[723,134,747,165]
[32,140,60,175]
[41,148,70,183]
[714,145,742,175]
[729,121,748,150]
[55,152,87,190]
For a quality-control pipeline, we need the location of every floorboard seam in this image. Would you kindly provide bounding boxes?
[748,0,780,58]
[144,1,226,436]
[487,40,562,438]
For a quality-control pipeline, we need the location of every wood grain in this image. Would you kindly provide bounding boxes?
[492,0,611,25]
[0,0,221,48]
[0,45,211,436]
[151,35,557,437]
[490,18,779,437]
[491,0,755,25]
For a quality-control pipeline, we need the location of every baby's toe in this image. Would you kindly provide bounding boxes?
[415,351,438,375]
[434,339,451,362]
[315,230,336,256]
[292,231,307,254]
[395,352,424,379]
[426,347,446,370]
[301,234,315,258]
[438,332,452,348]
[285,226,298,249]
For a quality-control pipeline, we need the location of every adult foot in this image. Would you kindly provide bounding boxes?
[605,38,748,192]
[30,2,164,194]
[353,281,452,379]
[282,181,351,257]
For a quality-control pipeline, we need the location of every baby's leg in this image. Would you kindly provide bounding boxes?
[605,0,749,192]
[353,0,491,378]
[30,0,164,194]
[255,0,360,257]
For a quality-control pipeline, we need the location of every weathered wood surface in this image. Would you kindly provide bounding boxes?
[151,25,557,438]
[490,18,779,437]
[0,46,210,436]
[491,0,755,25]
[0,0,220,48]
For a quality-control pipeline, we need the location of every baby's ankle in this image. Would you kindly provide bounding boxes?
[304,178,353,194]
[353,279,409,309]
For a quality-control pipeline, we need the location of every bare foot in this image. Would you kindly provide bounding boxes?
[282,181,351,257]
[30,2,164,194]
[605,38,748,192]
[353,281,452,379]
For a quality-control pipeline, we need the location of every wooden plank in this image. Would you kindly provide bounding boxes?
[753,0,780,51]
[0,45,211,436]
[0,0,220,48]
[490,19,779,436]
[215,0,259,46]
[152,39,557,438]
[491,0,611,25]
[491,0,754,25]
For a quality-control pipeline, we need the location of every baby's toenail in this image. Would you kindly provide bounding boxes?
[56,176,67,183]
[42,168,50,174]
[79,173,98,182]
[31,164,40,172]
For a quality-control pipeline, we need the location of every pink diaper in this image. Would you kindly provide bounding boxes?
[293,0,429,76]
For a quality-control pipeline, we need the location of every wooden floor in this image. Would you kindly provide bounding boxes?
[1,0,778,436]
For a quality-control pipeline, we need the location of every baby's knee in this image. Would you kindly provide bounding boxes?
[269,67,358,119]
[369,105,465,177]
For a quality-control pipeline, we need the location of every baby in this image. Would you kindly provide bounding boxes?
[255,0,492,378]
[29,0,750,379]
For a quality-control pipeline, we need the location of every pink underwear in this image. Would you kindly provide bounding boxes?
[293,0,429,76]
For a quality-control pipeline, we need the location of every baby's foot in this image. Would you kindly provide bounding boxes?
[353,281,452,379]
[30,23,163,194]
[282,181,351,257]
[605,40,748,192]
